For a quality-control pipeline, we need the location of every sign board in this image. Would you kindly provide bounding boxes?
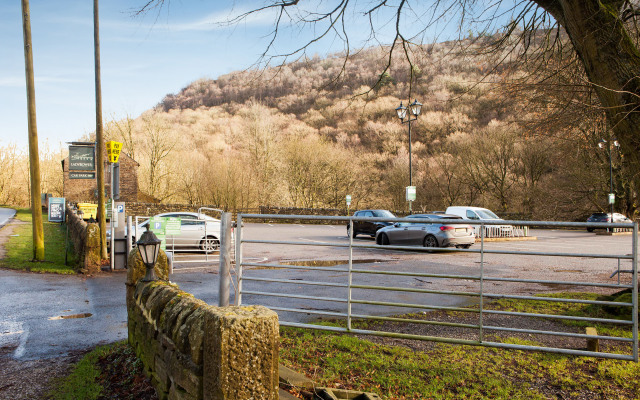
[165,217,182,235]
[346,195,352,206]
[406,186,416,202]
[69,145,95,171]
[70,172,95,179]
[48,197,65,223]
[106,141,123,163]
[148,217,168,250]
[609,193,615,205]
[106,199,112,219]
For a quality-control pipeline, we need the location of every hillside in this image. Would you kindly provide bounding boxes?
[97,38,629,220]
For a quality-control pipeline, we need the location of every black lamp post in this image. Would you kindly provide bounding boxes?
[395,99,422,213]
[137,228,161,282]
[598,138,620,223]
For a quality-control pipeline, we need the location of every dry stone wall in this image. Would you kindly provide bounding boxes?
[65,205,101,273]
[126,251,279,400]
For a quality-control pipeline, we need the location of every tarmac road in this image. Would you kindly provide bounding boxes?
[0,217,636,360]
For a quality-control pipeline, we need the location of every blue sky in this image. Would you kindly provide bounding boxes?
[1,1,305,148]
[1,1,508,149]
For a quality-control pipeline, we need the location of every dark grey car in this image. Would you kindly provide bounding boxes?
[347,209,396,238]
[375,214,475,248]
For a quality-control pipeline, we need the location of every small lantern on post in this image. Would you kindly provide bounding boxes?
[137,228,161,282]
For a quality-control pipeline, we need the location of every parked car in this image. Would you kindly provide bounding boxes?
[586,212,632,232]
[347,209,396,238]
[109,212,223,252]
[445,206,514,237]
[375,213,475,248]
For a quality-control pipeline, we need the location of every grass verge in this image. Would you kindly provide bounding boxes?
[47,341,156,400]
[0,208,76,274]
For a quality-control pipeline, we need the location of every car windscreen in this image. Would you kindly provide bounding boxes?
[373,210,395,218]
[476,209,499,219]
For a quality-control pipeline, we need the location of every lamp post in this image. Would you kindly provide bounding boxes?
[137,228,162,282]
[598,138,620,223]
[395,99,422,213]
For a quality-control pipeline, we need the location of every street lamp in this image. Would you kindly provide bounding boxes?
[598,138,620,223]
[137,227,162,282]
[395,99,422,213]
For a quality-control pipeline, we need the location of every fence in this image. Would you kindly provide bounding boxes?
[234,214,639,362]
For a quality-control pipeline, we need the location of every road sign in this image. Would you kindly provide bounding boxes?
[106,199,112,219]
[106,141,123,163]
[609,193,615,205]
[346,195,351,206]
[406,186,416,202]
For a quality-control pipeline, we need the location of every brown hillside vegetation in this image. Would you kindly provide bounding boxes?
[2,38,627,219]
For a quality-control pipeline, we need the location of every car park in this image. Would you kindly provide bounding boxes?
[375,213,475,248]
[348,209,396,238]
[586,212,632,232]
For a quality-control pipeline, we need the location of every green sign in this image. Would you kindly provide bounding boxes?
[165,217,182,235]
[106,199,112,219]
[149,217,167,234]
[156,233,166,251]
[346,195,351,205]
[69,145,95,171]
[609,193,615,205]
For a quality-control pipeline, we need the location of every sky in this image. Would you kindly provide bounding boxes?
[0,1,511,150]
[0,1,319,149]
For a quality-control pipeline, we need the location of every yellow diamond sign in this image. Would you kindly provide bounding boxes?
[106,141,122,163]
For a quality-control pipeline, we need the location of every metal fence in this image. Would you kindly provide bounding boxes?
[234,214,639,362]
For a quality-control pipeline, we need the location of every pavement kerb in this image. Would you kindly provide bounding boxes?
[279,364,316,390]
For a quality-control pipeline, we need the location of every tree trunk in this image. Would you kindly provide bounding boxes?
[21,0,44,261]
[539,0,640,203]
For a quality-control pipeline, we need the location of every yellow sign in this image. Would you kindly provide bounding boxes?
[106,141,123,163]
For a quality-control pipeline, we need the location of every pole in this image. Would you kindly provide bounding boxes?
[218,212,231,306]
[21,0,44,261]
[235,215,243,306]
[609,140,614,222]
[109,163,114,271]
[408,119,413,214]
[94,0,107,260]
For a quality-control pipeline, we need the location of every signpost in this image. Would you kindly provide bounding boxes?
[346,194,351,215]
[609,193,615,205]
[48,197,65,223]
[106,141,122,271]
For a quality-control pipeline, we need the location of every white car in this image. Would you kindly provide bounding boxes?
[445,206,514,237]
[124,212,222,252]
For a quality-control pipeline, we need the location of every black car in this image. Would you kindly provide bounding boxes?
[586,212,631,232]
[348,209,396,238]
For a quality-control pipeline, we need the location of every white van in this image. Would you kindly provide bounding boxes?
[445,206,514,237]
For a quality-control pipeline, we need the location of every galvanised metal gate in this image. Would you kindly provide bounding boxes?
[234,214,639,362]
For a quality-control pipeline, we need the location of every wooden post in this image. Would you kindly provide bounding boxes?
[94,0,107,260]
[21,0,44,261]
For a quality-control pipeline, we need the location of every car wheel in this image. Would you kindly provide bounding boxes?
[587,227,594,232]
[379,233,389,245]
[200,236,220,252]
[423,235,438,248]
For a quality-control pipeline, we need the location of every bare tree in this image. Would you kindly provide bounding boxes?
[140,115,177,200]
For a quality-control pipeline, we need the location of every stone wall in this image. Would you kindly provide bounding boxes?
[126,251,279,400]
[65,205,101,273]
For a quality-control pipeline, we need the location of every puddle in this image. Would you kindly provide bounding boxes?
[279,259,390,267]
[48,313,93,320]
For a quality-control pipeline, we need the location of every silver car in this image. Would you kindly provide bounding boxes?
[136,212,222,252]
[375,214,475,248]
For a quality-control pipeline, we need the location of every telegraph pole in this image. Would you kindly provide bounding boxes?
[94,0,107,259]
[21,0,44,261]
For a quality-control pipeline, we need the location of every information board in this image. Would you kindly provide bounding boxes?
[48,197,65,223]
[165,217,182,235]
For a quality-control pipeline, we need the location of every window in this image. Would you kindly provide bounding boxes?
[466,210,479,219]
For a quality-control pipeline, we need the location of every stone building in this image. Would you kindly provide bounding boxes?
[62,150,140,203]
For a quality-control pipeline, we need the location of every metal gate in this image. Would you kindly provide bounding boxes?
[234,214,639,361]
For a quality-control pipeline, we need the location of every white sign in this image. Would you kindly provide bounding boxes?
[406,186,416,202]
[609,193,615,205]
[346,194,352,206]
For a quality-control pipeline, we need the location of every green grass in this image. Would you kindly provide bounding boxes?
[0,208,77,274]
[279,293,640,399]
[47,344,112,400]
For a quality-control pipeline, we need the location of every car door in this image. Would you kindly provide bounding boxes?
[404,216,431,245]
[361,211,375,234]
